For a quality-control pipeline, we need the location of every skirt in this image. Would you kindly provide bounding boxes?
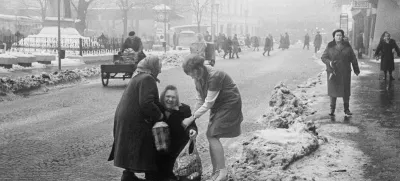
[207,101,243,138]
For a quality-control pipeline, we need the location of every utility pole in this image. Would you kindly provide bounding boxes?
[58,0,61,70]
[211,0,215,42]
[164,3,167,53]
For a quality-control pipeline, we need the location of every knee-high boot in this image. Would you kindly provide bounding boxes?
[329,97,336,116]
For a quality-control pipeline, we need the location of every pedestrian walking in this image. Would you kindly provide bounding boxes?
[232,34,240,59]
[263,35,272,56]
[356,31,364,59]
[182,54,243,181]
[190,33,207,58]
[284,32,290,50]
[204,31,212,42]
[374,31,400,80]
[314,31,322,54]
[223,36,233,59]
[157,85,198,181]
[321,29,360,117]
[245,34,251,48]
[269,34,274,51]
[251,36,259,51]
[303,33,310,50]
[108,56,165,181]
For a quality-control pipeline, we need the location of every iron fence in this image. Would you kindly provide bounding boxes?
[1,35,124,56]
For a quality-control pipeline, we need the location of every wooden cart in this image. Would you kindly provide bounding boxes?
[100,55,137,86]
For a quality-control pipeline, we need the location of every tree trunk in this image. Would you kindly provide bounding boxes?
[197,21,201,33]
[123,9,128,38]
[75,0,91,35]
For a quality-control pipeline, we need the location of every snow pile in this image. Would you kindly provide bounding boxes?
[230,81,326,181]
[297,72,323,88]
[147,51,190,68]
[259,82,317,129]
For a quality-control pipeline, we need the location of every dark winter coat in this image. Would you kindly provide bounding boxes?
[264,37,272,51]
[374,39,400,71]
[321,40,360,98]
[157,103,198,179]
[108,73,164,172]
[304,35,310,44]
[314,34,322,47]
[223,38,232,51]
[356,34,364,49]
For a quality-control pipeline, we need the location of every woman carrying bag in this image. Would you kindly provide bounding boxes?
[181,54,243,181]
[374,31,400,81]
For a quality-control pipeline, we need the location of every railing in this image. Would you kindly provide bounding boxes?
[1,35,124,56]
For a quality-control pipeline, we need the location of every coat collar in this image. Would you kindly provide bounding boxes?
[327,40,351,49]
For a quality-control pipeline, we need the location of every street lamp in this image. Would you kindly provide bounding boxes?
[215,3,220,35]
[153,4,171,53]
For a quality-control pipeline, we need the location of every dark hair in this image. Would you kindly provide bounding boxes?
[332,29,345,38]
[182,54,205,75]
[380,31,390,41]
[129,31,135,36]
[160,85,180,108]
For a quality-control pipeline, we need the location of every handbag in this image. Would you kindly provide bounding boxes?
[173,138,202,181]
[152,121,170,153]
[238,47,242,52]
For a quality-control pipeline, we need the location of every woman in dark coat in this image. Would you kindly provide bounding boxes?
[321,29,360,117]
[223,36,232,59]
[182,54,243,181]
[157,85,198,181]
[232,34,240,59]
[108,56,164,181]
[263,36,272,56]
[374,31,400,80]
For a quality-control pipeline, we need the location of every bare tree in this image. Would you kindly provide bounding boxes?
[190,0,210,33]
[117,0,159,38]
[20,0,49,24]
[71,0,96,35]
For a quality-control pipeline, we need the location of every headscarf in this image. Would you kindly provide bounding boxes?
[133,55,161,82]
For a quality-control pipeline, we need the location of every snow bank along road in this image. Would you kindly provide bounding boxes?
[0,46,323,181]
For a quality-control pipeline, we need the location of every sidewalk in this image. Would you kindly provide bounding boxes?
[304,57,400,180]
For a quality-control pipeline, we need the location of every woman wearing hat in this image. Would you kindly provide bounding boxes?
[321,29,360,117]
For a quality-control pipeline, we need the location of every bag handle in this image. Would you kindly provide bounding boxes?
[177,138,197,158]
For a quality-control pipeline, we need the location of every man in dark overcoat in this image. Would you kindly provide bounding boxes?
[321,29,360,117]
[303,33,310,50]
[314,31,322,53]
[356,31,364,59]
[108,56,165,181]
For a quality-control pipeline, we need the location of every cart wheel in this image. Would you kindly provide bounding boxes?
[101,72,109,86]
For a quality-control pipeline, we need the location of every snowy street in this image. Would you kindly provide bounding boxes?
[0,46,325,180]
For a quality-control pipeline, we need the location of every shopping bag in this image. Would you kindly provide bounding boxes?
[173,138,202,180]
[152,121,170,153]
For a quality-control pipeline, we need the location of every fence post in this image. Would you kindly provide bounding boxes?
[79,38,83,56]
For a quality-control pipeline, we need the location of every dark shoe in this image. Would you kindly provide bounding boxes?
[344,109,353,116]
[329,107,335,116]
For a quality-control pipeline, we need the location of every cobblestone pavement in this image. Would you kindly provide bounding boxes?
[0,45,323,181]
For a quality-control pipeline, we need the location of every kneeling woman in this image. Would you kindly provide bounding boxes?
[157,85,198,181]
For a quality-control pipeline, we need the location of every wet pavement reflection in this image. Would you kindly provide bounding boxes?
[321,58,400,180]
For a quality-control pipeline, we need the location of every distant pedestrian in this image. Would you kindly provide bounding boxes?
[263,35,272,56]
[374,31,400,81]
[223,36,233,59]
[251,36,259,51]
[182,54,243,181]
[303,33,310,50]
[356,31,364,58]
[269,34,274,50]
[204,31,212,42]
[232,34,240,59]
[321,29,360,117]
[245,34,251,48]
[314,31,322,53]
[190,33,207,58]
[284,32,290,49]
[108,56,164,181]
